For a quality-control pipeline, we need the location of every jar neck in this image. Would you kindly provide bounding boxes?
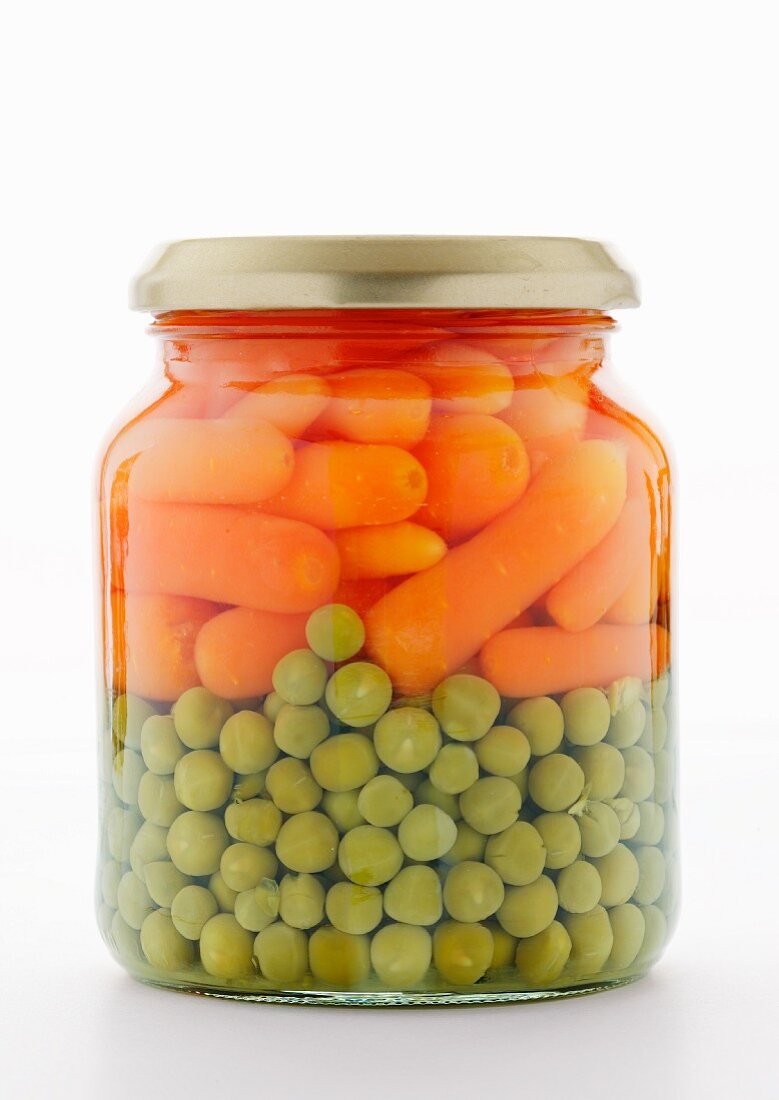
[152,309,613,387]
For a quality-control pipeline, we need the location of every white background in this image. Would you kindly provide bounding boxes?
[1,2,777,1097]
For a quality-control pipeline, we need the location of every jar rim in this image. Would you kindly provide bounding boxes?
[130,236,639,313]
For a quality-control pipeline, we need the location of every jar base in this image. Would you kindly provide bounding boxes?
[132,970,646,1007]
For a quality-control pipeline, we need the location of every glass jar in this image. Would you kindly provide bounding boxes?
[96,237,676,1005]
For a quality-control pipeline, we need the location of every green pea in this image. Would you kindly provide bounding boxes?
[137,771,184,827]
[254,922,309,984]
[605,797,641,840]
[415,780,462,820]
[220,843,278,892]
[278,873,326,929]
[649,675,670,709]
[273,649,329,706]
[634,802,665,845]
[620,746,656,802]
[533,812,581,869]
[515,920,572,986]
[592,843,640,907]
[325,662,392,728]
[231,771,268,802]
[557,860,603,914]
[572,743,626,800]
[606,700,648,749]
[129,821,169,878]
[310,733,379,792]
[562,687,611,746]
[106,806,141,862]
[112,748,146,806]
[166,811,229,876]
[398,805,457,862]
[371,924,432,988]
[484,821,546,886]
[305,603,365,662]
[429,743,479,795]
[265,758,322,813]
[275,812,338,873]
[653,749,673,804]
[173,687,234,749]
[373,707,441,772]
[173,750,233,812]
[639,706,668,753]
[433,921,493,985]
[441,821,487,867]
[608,903,646,969]
[141,715,186,774]
[208,871,238,913]
[460,777,521,835]
[117,871,155,930]
[339,825,403,885]
[636,904,668,964]
[309,926,370,986]
[326,882,383,935]
[100,860,122,909]
[506,697,564,757]
[607,676,643,716]
[528,754,585,812]
[199,914,255,978]
[225,798,282,847]
[110,910,143,962]
[322,789,365,834]
[140,909,194,972]
[143,861,191,908]
[170,885,218,940]
[235,879,279,932]
[632,846,666,905]
[496,876,558,938]
[443,861,504,923]
[113,693,156,750]
[357,775,413,827]
[476,725,531,777]
[262,692,287,724]
[383,865,443,926]
[487,924,517,971]
[220,711,278,773]
[273,704,330,759]
[577,801,621,858]
[563,905,614,977]
[431,675,500,741]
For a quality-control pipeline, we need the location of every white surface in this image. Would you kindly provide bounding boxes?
[2,0,778,1096]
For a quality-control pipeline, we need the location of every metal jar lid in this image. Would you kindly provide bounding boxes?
[130,236,639,312]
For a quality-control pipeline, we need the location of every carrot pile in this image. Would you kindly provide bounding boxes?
[102,318,671,702]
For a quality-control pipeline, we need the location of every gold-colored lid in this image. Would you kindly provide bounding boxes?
[130,236,639,312]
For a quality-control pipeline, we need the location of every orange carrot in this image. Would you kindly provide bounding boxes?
[500,375,589,475]
[546,498,650,632]
[125,498,340,613]
[262,442,427,528]
[224,374,330,437]
[124,593,221,701]
[412,414,530,541]
[312,368,432,447]
[365,440,627,693]
[400,341,514,415]
[332,577,396,619]
[129,419,294,505]
[194,606,309,699]
[335,522,446,580]
[480,624,670,697]
[606,562,660,625]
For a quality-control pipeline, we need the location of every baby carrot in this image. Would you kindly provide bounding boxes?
[312,368,432,447]
[224,374,330,437]
[606,562,660,625]
[124,593,221,701]
[500,375,589,475]
[546,498,650,632]
[129,419,294,505]
[332,577,396,619]
[194,606,309,699]
[400,341,514,415]
[262,442,428,528]
[480,624,670,697]
[335,522,447,580]
[365,440,627,694]
[413,414,530,541]
[125,498,340,613]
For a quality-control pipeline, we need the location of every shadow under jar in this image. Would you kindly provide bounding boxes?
[96,237,677,1005]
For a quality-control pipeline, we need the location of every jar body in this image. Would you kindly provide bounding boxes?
[96,309,676,1004]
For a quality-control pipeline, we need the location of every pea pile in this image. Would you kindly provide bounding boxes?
[99,603,677,1000]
